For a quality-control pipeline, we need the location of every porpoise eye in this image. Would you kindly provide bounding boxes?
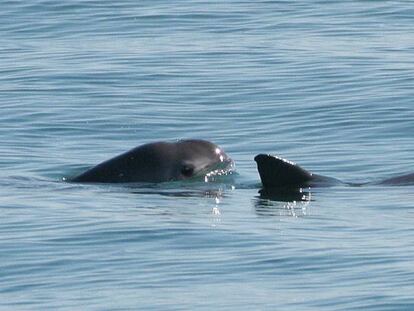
[180,165,194,178]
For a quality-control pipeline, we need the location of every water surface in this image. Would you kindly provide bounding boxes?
[1,1,414,310]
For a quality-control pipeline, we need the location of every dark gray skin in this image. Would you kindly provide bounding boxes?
[378,172,414,186]
[254,154,414,189]
[71,140,234,183]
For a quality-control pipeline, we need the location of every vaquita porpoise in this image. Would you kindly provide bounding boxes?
[71,139,414,189]
[71,140,234,183]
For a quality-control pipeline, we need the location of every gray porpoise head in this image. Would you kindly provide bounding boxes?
[71,139,234,183]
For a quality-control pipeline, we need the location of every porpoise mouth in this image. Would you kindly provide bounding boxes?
[195,158,236,182]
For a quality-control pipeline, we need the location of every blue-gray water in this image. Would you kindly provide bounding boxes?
[1,1,414,310]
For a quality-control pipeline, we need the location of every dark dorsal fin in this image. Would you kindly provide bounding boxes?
[254,154,313,188]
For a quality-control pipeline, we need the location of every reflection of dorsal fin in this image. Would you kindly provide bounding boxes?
[254,154,313,188]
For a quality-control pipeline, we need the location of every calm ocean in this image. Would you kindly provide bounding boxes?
[1,1,414,310]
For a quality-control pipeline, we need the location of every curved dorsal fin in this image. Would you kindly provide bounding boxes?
[254,154,313,188]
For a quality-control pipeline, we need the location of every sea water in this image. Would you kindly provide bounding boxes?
[1,1,414,310]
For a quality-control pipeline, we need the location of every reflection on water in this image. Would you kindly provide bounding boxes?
[80,179,314,218]
[123,181,231,199]
[254,187,312,217]
[258,187,312,202]
[129,188,227,199]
